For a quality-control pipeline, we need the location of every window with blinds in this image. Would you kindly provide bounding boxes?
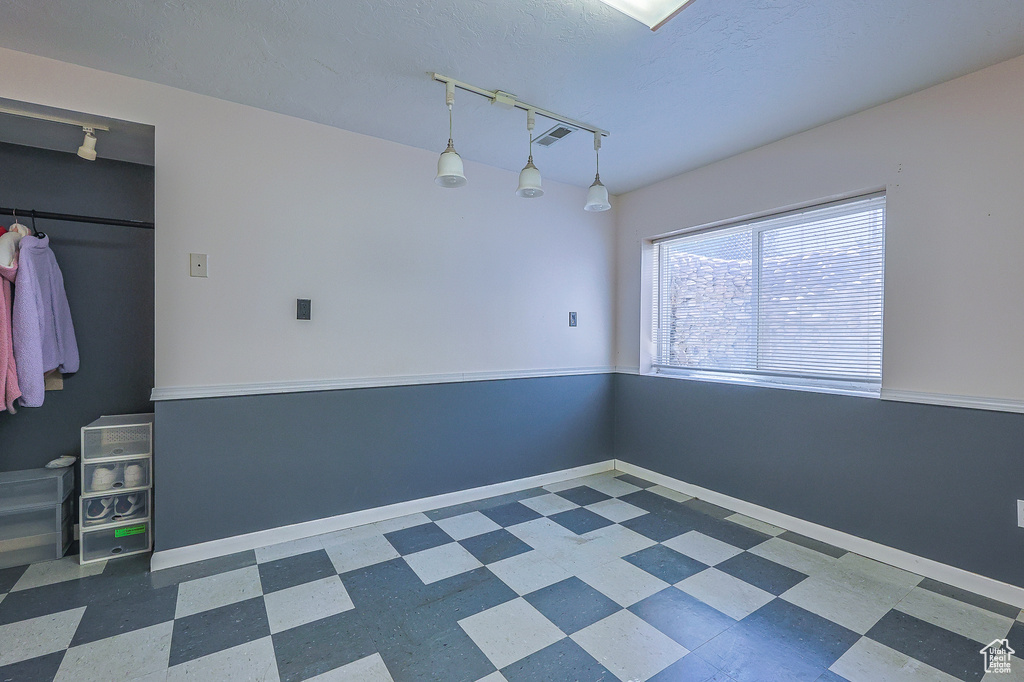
[652,194,885,395]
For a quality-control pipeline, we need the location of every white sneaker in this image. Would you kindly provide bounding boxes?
[86,497,114,521]
[91,466,116,491]
[123,464,145,488]
[114,493,144,518]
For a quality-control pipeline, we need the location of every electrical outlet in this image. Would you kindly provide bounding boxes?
[296,299,311,320]
[189,253,208,278]
[569,312,577,327]
[1018,500,1024,528]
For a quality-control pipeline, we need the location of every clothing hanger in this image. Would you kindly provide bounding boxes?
[9,208,28,235]
[31,213,45,240]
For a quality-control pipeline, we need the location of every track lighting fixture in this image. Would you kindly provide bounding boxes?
[584,132,611,212]
[0,106,112,161]
[516,109,543,198]
[77,127,97,161]
[430,74,610,208]
[435,82,467,188]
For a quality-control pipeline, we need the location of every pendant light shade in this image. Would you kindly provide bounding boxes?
[436,140,466,187]
[428,75,611,210]
[77,127,97,161]
[516,109,544,198]
[585,176,610,212]
[584,132,611,211]
[516,156,543,198]
[435,82,467,188]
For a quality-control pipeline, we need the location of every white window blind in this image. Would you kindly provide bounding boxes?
[653,194,885,395]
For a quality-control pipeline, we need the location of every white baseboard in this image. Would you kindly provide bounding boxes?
[150,460,614,572]
[615,460,1024,608]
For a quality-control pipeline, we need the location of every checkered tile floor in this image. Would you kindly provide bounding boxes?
[1,471,1022,681]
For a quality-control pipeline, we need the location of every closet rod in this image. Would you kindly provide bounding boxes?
[0,207,154,230]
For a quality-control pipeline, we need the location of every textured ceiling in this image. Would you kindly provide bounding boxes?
[2,0,1024,193]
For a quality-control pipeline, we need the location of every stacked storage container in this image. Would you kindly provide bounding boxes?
[0,467,74,569]
[79,414,154,564]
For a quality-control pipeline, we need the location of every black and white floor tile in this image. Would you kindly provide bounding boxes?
[1,471,1021,681]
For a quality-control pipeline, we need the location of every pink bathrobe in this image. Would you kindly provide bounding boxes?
[0,254,21,413]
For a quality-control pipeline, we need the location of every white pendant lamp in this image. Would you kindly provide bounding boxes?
[77,127,97,161]
[585,180,610,212]
[428,75,612,209]
[435,81,467,188]
[516,109,543,198]
[584,132,611,212]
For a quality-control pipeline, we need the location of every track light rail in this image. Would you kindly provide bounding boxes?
[429,73,609,139]
[0,105,111,132]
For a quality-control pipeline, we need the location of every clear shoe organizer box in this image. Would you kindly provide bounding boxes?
[79,413,154,565]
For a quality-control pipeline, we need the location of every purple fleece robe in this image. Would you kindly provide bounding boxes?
[12,236,79,407]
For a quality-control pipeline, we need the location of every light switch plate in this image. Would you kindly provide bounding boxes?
[1018,500,1024,528]
[190,253,208,278]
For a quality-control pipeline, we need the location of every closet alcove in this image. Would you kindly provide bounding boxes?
[0,100,155,540]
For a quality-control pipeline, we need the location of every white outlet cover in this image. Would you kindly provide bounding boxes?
[190,253,208,278]
[1018,500,1024,528]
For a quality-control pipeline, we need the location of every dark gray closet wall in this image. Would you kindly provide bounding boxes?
[614,373,1024,589]
[0,141,154,472]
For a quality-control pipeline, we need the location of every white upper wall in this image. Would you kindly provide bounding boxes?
[616,53,1024,401]
[0,48,616,392]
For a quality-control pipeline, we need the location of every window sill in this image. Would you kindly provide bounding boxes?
[646,367,881,399]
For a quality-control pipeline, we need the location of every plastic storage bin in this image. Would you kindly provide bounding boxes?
[0,468,74,569]
[83,458,150,494]
[80,490,150,528]
[0,507,56,544]
[0,531,61,567]
[0,468,74,514]
[80,521,151,563]
[81,414,153,461]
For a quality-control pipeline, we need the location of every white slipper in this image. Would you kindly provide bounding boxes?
[45,455,77,469]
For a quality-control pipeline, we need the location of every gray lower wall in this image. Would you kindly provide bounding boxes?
[155,369,1024,590]
[153,373,614,551]
[0,142,154,473]
[614,373,1024,588]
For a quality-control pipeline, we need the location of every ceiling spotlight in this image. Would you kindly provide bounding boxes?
[435,81,467,188]
[516,109,543,198]
[77,127,97,161]
[585,132,611,212]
